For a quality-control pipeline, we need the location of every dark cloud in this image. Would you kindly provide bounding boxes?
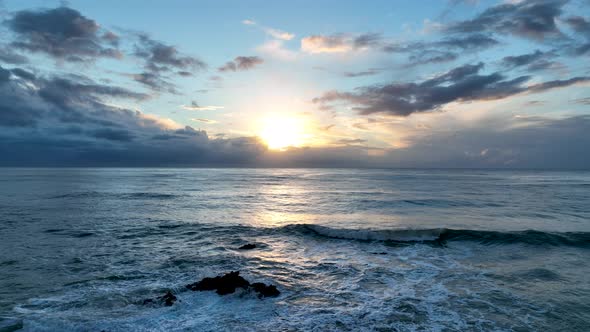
[446,0,567,40]
[435,34,499,51]
[564,16,590,33]
[501,50,560,71]
[343,70,380,77]
[134,33,206,73]
[0,47,28,64]
[0,65,9,83]
[92,128,134,142]
[132,72,178,94]
[5,6,122,61]
[385,115,590,169]
[382,34,498,65]
[0,66,150,129]
[353,33,383,48]
[38,76,150,108]
[336,138,367,145]
[563,16,590,55]
[408,50,458,65]
[218,56,264,72]
[9,67,35,81]
[132,33,206,92]
[527,76,590,92]
[313,62,590,116]
[0,63,269,166]
[572,97,590,105]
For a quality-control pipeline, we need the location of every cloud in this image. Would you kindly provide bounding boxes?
[5,6,122,61]
[343,69,380,77]
[0,47,28,64]
[131,33,205,92]
[408,50,458,65]
[563,15,590,55]
[192,118,218,124]
[0,64,267,166]
[500,50,562,71]
[301,33,382,54]
[134,33,206,73]
[218,56,264,72]
[572,97,590,105]
[313,62,590,116]
[336,138,367,145]
[446,0,567,40]
[265,28,295,41]
[92,128,135,142]
[301,34,349,54]
[434,34,499,51]
[257,40,297,60]
[564,16,590,34]
[382,34,498,65]
[242,20,294,40]
[384,115,590,169]
[182,101,224,111]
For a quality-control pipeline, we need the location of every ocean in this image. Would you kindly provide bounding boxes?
[0,168,589,331]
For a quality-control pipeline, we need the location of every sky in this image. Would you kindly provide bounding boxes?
[0,0,589,168]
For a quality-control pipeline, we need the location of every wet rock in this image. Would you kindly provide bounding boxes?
[238,244,257,250]
[0,317,23,332]
[251,282,280,298]
[142,298,154,305]
[186,271,250,295]
[160,290,177,306]
[142,290,177,306]
[186,271,280,298]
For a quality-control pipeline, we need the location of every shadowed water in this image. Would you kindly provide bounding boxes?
[0,168,589,331]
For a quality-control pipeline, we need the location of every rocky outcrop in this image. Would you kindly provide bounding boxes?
[186,271,250,295]
[186,271,280,298]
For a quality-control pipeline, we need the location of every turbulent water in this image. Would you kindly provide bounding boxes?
[1,168,589,331]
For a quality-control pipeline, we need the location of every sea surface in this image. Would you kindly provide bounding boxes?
[0,168,589,331]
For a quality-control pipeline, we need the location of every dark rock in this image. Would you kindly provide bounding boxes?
[251,282,281,298]
[142,290,177,306]
[160,290,177,306]
[142,298,155,305]
[238,243,257,250]
[186,271,280,298]
[186,271,250,295]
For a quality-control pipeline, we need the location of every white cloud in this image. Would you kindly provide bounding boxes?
[301,35,352,54]
[243,19,295,41]
[192,118,218,124]
[182,104,224,111]
[257,40,298,60]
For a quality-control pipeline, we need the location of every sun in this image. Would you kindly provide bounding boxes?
[259,115,307,150]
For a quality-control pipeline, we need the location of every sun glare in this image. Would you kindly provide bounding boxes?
[259,115,307,150]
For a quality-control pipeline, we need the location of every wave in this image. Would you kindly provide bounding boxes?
[282,224,590,247]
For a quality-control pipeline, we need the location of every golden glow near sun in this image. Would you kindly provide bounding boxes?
[259,115,308,150]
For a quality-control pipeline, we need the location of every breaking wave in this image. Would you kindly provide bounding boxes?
[281,224,590,247]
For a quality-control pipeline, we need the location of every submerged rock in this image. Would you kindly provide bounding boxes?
[251,282,280,298]
[238,243,257,250]
[160,290,177,306]
[186,271,280,298]
[186,271,250,295]
[142,290,177,307]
